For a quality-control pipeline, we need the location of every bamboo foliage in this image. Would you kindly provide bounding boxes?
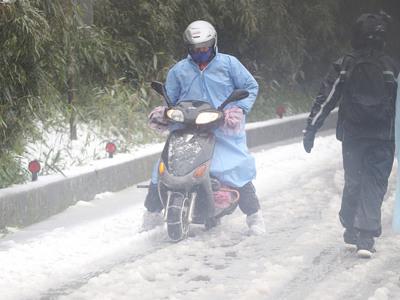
[0,2,50,164]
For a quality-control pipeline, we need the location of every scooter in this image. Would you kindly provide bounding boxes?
[150,81,249,242]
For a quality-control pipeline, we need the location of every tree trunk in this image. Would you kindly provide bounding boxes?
[68,56,77,141]
[76,0,93,25]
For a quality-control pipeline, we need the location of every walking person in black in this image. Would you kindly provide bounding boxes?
[303,12,399,258]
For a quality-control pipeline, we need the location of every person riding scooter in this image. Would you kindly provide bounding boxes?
[142,20,266,235]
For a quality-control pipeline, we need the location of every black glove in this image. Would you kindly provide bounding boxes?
[303,127,316,153]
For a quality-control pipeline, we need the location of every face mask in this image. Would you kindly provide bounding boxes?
[189,48,213,64]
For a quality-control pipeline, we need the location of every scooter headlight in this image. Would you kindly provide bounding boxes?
[195,111,221,125]
[166,109,184,122]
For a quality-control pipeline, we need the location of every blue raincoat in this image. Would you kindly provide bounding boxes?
[151,48,259,188]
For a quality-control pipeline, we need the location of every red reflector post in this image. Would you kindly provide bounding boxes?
[277,107,285,119]
[106,142,116,158]
[28,160,41,181]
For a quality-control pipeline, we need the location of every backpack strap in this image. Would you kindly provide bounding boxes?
[339,53,357,83]
[378,54,398,85]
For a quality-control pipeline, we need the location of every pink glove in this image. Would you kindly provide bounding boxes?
[221,105,244,135]
[213,183,232,208]
[148,106,169,134]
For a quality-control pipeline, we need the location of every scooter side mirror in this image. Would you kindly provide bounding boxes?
[218,89,249,110]
[151,81,173,107]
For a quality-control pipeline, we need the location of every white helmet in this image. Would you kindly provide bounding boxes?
[182,20,217,50]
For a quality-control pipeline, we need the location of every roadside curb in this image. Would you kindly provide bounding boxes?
[0,110,338,229]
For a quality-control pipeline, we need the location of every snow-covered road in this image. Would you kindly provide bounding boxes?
[1,134,400,300]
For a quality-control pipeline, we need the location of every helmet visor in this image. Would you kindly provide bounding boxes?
[186,38,215,50]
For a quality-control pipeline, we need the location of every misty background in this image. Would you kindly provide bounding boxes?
[1,0,399,188]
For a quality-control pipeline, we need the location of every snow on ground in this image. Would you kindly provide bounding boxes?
[1,134,400,300]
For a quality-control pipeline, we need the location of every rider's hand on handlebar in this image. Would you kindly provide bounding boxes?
[148,106,169,134]
[221,105,244,136]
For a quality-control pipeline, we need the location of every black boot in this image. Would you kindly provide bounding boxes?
[357,230,376,258]
[343,227,359,248]
[140,183,164,232]
[144,183,163,213]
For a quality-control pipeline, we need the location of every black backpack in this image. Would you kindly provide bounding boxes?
[340,49,395,125]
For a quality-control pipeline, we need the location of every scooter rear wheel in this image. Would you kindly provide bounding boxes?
[167,192,190,242]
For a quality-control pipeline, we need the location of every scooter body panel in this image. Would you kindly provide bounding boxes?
[158,129,216,223]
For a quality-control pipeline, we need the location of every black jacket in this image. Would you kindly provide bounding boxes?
[306,48,399,142]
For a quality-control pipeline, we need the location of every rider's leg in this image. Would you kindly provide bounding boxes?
[234,181,266,234]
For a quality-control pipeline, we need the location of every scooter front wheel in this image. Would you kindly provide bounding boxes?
[167,192,190,242]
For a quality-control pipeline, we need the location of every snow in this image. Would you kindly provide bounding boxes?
[4,120,164,194]
[1,134,400,299]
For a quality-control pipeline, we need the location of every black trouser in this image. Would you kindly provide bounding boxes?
[144,182,163,212]
[339,138,394,237]
[235,181,261,215]
[144,181,260,216]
